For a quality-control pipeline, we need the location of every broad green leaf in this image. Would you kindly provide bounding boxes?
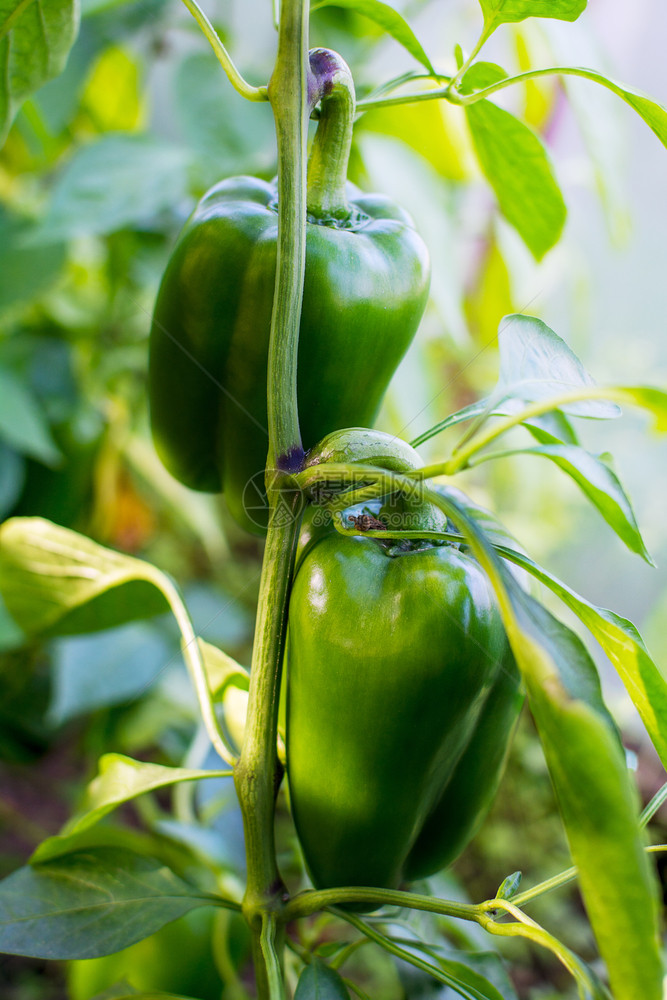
[392,937,521,1000]
[0,207,65,310]
[0,0,80,145]
[30,134,192,242]
[295,959,351,1000]
[0,517,169,635]
[174,54,275,189]
[497,545,667,771]
[89,984,198,1000]
[0,518,237,767]
[0,848,215,959]
[0,367,61,465]
[495,315,619,418]
[428,490,663,1000]
[479,0,586,34]
[311,0,434,74]
[48,623,175,725]
[485,443,652,563]
[465,100,565,259]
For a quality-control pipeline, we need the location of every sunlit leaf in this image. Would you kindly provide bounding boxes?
[479,0,586,34]
[429,490,664,1000]
[0,848,215,959]
[0,518,169,636]
[0,0,80,144]
[200,638,249,754]
[497,544,667,771]
[484,442,652,563]
[311,0,434,74]
[465,100,565,259]
[80,45,144,133]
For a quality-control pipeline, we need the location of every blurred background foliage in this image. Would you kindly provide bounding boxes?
[0,0,666,997]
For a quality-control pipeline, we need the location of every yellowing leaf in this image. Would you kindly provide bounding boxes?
[80,46,144,133]
[361,97,472,181]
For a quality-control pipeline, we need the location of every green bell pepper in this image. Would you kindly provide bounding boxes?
[286,468,523,893]
[149,50,430,533]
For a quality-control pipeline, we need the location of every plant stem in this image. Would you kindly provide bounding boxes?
[179,0,268,102]
[265,0,310,472]
[306,49,355,220]
[233,1,310,997]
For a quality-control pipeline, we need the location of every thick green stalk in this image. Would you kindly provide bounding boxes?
[265,0,310,473]
[233,1,309,998]
[306,49,355,220]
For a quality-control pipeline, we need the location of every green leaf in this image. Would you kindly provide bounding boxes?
[32,754,231,863]
[89,984,200,1000]
[0,207,65,310]
[465,100,566,259]
[48,623,175,725]
[497,544,667,771]
[460,61,508,94]
[30,134,192,243]
[0,442,25,517]
[479,0,586,34]
[63,753,232,838]
[0,0,80,145]
[0,517,169,636]
[496,871,521,900]
[494,314,619,418]
[0,848,214,959]
[311,0,434,74]
[612,385,667,432]
[0,366,62,465]
[295,959,351,1000]
[484,443,652,563]
[430,490,663,1000]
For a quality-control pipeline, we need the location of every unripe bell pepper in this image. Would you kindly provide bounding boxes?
[286,475,523,893]
[149,49,430,533]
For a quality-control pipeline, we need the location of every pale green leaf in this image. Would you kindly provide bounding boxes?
[0,0,80,145]
[0,848,215,959]
[495,315,619,417]
[311,0,434,74]
[30,134,192,243]
[0,517,169,636]
[496,871,522,900]
[465,102,566,259]
[32,754,231,863]
[64,753,232,837]
[483,442,652,563]
[480,0,586,34]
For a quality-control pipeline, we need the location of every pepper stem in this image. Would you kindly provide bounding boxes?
[307,48,356,221]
